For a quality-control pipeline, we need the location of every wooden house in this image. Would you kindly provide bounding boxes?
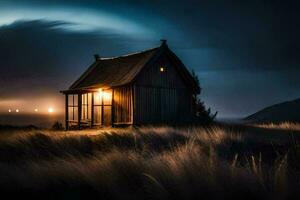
[61,40,200,129]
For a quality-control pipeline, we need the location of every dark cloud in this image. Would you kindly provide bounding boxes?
[1,0,300,70]
[0,20,159,97]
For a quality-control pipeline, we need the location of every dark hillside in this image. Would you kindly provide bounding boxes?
[245,98,300,123]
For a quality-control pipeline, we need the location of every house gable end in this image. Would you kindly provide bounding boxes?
[134,52,186,89]
[133,47,198,92]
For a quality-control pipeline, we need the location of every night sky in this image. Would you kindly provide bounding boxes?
[0,0,299,118]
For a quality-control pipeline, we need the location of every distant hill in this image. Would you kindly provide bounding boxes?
[245,98,300,123]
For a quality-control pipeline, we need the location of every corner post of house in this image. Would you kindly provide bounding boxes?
[132,85,135,125]
[65,94,69,130]
[78,93,82,129]
[101,92,104,126]
[91,92,94,127]
[111,88,115,127]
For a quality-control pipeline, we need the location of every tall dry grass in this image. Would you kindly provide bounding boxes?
[255,122,300,131]
[0,124,299,199]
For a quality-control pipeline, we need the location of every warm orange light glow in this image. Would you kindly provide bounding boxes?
[34,108,38,112]
[97,88,112,102]
[97,88,103,100]
[48,107,54,113]
[0,97,63,115]
[102,91,112,101]
[15,109,19,113]
[160,67,164,72]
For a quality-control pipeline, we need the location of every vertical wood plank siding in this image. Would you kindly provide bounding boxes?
[134,87,192,124]
[113,86,133,124]
[134,53,193,124]
[65,94,69,130]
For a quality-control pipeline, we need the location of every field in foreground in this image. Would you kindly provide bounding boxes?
[0,123,300,200]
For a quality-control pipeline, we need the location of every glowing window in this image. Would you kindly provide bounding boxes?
[160,67,165,72]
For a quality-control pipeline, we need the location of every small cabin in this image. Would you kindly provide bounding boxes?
[61,40,200,129]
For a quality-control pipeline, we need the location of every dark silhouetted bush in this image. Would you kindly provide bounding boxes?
[51,121,64,130]
[191,70,218,123]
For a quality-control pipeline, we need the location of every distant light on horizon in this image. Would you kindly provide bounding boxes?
[48,107,54,113]
[0,97,63,114]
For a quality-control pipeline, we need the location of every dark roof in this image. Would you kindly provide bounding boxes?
[65,42,200,93]
[69,47,159,90]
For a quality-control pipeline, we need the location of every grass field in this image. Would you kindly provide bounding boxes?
[0,123,300,200]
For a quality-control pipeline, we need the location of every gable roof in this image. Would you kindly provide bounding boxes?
[65,42,200,93]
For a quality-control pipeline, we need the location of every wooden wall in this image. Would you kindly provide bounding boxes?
[133,53,194,124]
[113,86,133,124]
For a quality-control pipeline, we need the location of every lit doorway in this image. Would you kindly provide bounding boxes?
[93,89,112,126]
